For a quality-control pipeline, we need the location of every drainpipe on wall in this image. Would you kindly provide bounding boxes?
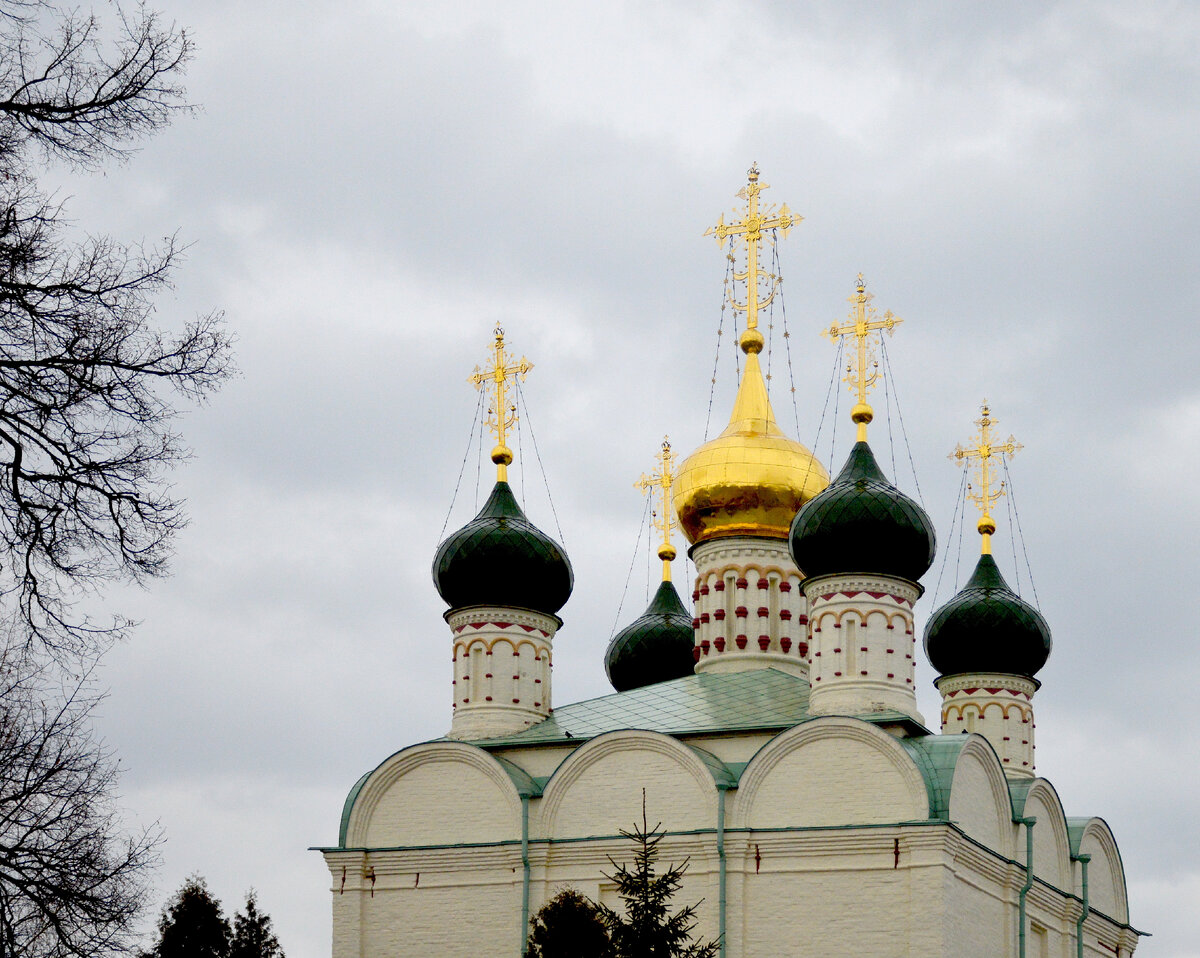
[520,795,531,958]
[1075,854,1091,958]
[716,784,729,958]
[1018,817,1037,958]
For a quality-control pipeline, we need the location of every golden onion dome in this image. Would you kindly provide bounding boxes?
[673,334,829,545]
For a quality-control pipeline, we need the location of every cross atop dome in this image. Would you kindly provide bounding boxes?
[673,166,827,547]
[705,163,800,354]
[951,400,1023,555]
[469,325,533,483]
[822,275,902,443]
[635,437,678,582]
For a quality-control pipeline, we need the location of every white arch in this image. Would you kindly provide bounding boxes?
[1075,817,1129,923]
[344,740,523,848]
[948,735,1016,859]
[734,717,928,828]
[1020,779,1073,892]
[539,730,719,839]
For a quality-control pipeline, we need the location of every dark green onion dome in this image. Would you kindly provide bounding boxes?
[433,481,573,615]
[923,552,1051,678]
[604,579,695,692]
[789,441,936,584]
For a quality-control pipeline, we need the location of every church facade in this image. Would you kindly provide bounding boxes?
[316,170,1142,958]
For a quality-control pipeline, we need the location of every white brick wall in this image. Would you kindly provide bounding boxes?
[325,721,1139,957]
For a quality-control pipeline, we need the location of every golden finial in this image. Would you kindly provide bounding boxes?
[705,163,801,354]
[822,274,903,443]
[950,400,1023,555]
[635,437,678,582]
[469,325,533,483]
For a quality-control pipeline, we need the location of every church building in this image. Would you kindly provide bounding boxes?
[315,169,1143,958]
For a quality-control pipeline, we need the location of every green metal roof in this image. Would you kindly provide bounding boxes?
[604,579,695,692]
[901,735,970,821]
[472,669,811,747]
[791,441,935,583]
[1066,818,1092,858]
[494,754,543,797]
[1008,777,1036,821]
[433,480,573,615]
[686,743,738,788]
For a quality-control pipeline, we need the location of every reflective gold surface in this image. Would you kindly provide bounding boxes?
[469,325,532,484]
[822,275,902,444]
[673,351,829,544]
[950,400,1022,557]
[705,164,798,335]
[636,437,680,582]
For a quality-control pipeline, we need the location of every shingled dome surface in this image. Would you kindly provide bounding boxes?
[433,481,573,615]
[604,579,695,692]
[924,552,1051,678]
[789,441,935,584]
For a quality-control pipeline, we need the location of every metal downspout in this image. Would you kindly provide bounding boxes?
[716,784,728,958]
[1075,854,1091,958]
[1019,817,1037,958]
[520,795,531,957]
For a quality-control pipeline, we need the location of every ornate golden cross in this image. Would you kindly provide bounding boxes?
[822,274,902,443]
[469,325,533,483]
[705,164,800,351]
[950,401,1022,555]
[635,437,678,582]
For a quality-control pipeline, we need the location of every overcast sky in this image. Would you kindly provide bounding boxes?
[50,1,1200,955]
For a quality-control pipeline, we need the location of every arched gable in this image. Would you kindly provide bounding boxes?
[539,730,720,840]
[1068,817,1129,923]
[947,735,1015,858]
[1019,779,1073,892]
[342,741,525,848]
[735,717,927,829]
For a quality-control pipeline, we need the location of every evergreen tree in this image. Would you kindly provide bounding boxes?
[146,876,230,958]
[229,891,284,958]
[600,795,719,958]
[526,888,611,958]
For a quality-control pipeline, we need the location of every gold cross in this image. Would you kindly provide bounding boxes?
[469,325,533,483]
[635,437,678,582]
[950,401,1022,555]
[822,274,902,443]
[705,164,800,353]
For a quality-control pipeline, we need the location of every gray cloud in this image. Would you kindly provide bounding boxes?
[49,1,1200,955]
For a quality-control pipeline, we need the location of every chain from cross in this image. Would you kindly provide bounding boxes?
[950,400,1022,554]
[821,274,902,442]
[635,436,678,581]
[469,325,533,483]
[705,164,800,337]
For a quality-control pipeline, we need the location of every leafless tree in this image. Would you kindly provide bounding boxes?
[0,645,159,958]
[0,2,226,953]
[0,0,232,656]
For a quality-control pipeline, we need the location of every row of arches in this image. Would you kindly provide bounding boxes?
[341,720,1126,922]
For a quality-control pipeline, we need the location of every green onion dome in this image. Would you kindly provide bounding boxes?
[604,580,695,692]
[789,441,936,584]
[433,481,573,615]
[923,552,1051,678]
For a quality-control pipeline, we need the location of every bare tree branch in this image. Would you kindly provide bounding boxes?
[0,3,231,656]
[0,644,160,958]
